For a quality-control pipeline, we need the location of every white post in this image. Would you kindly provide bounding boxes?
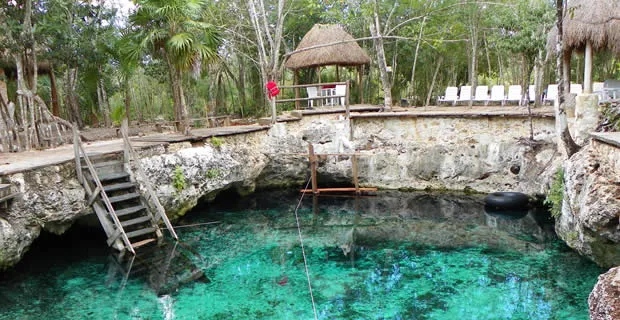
[584,41,593,94]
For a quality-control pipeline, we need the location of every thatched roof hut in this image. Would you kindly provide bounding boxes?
[564,0,620,55]
[285,24,371,105]
[547,0,620,93]
[285,24,370,70]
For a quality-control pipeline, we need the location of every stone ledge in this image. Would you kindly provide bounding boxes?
[591,132,620,149]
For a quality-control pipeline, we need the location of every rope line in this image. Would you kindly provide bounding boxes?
[294,176,318,320]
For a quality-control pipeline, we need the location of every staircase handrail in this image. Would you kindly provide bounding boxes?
[73,125,135,254]
[120,119,178,240]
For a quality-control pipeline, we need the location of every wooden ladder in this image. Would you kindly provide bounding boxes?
[73,123,178,254]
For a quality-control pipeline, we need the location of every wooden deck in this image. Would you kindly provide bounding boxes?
[133,125,270,143]
[0,125,270,175]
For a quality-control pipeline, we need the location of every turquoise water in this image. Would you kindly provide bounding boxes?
[0,191,602,319]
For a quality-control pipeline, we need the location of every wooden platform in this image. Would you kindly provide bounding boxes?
[301,104,382,116]
[133,125,270,143]
[350,105,555,119]
[301,187,378,194]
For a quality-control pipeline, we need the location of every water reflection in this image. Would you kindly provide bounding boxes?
[106,241,207,296]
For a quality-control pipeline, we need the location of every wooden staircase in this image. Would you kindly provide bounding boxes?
[73,120,178,254]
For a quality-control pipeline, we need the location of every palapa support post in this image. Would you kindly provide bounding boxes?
[345,80,351,119]
[294,70,300,110]
[308,143,318,194]
[358,65,364,104]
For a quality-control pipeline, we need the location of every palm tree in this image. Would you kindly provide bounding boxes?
[129,0,220,133]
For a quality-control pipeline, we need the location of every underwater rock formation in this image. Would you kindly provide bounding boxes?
[589,266,620,320]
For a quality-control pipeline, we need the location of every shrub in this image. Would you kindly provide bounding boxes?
[545,168,564,219]
[210,136,224,147]
[172,165,186,193]
[206,168,220,179]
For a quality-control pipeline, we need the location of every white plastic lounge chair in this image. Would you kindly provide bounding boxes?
[544,84,558,105]
[438,87,458,105]
[570,84,583,95]
[335,85,346,106]
[307,87,318,108]
[506,85,522,105]
[528,85,536,103]
[489,85,505,106]
[603,79,620,102]
[593,82,605,102]
[456,86,473,105]
[473,86,490,105]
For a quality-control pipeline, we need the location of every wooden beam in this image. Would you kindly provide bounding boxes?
[300,187,378,194]
[87,185,101,206]
[352,155,359,194]
[308,144,318,194]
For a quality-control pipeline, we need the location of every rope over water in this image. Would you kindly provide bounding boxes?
[294,176,319,320]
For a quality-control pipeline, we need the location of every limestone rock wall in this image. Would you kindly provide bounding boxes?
[258,115,560,194]
[558,140,620,268]
[0,113,561,269]
[0,162,88,269]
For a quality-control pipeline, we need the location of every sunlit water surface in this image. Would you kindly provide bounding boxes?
[0,191,602,319]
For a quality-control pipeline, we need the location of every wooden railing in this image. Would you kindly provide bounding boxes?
[275,81,351,118]
[73,125,135,254]
[120,119,178,241]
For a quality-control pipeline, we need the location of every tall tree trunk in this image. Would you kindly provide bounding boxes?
[426,56,443,107]
[370,0,392,110]
[409,17,427,98]
[164,51,189,133]
[97,68,111,127]
[124,76,131,122]
[555,0,580,157]
[238,58,246,117]
[49,65,60,117]
[65,68,82,128]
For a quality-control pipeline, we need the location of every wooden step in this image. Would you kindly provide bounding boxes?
[121,216,152,227]
[115,205,146,217]
[82,160,123,169]
[108,192,140,203]
[132,238,157,249]
[126,227,157,238]
[104,182,136,193]
[98,172,130,182]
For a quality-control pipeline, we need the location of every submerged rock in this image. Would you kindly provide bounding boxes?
[589,267,620,320]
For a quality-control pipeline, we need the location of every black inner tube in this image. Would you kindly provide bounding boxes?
[484,192,530,210]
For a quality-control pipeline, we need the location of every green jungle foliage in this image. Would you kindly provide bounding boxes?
[2,0,619,128]
[597,102,620,132]
[172,165,187,193]
[210,136,224,148]
[545,168,565,219]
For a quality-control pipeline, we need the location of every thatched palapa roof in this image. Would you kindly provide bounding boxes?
[564,0,620,55]
[285,24,370,70]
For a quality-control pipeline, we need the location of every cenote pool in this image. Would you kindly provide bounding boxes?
[0,191,602,319]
